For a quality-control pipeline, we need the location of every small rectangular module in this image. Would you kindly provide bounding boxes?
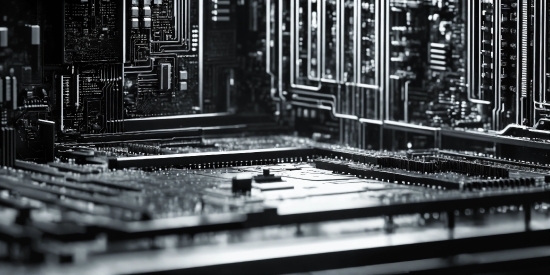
[159,62,172,91]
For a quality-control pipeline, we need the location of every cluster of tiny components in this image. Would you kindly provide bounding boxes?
[313,144,550,191]
[376,156,510,178]
[0,135,547,265]
[72,136,314,157]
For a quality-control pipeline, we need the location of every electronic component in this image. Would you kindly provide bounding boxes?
[159,62,172,91]
[232,175,253,194]
[0,27,8,47]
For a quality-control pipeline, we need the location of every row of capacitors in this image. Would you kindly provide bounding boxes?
[0,75,18,111]
[0,28,21,111]
[131,0,164,28]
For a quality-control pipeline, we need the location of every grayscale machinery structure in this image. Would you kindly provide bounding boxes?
[0,1,550,274]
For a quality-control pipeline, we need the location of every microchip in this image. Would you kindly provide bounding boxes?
[159,63,172,91]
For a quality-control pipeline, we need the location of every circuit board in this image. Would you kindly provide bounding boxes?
[0,136,548,273]
[1,0,550,152]
[124,0,200,119]
[2,1,550,274]
[4,0,273,139]
[387,0,479,128]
